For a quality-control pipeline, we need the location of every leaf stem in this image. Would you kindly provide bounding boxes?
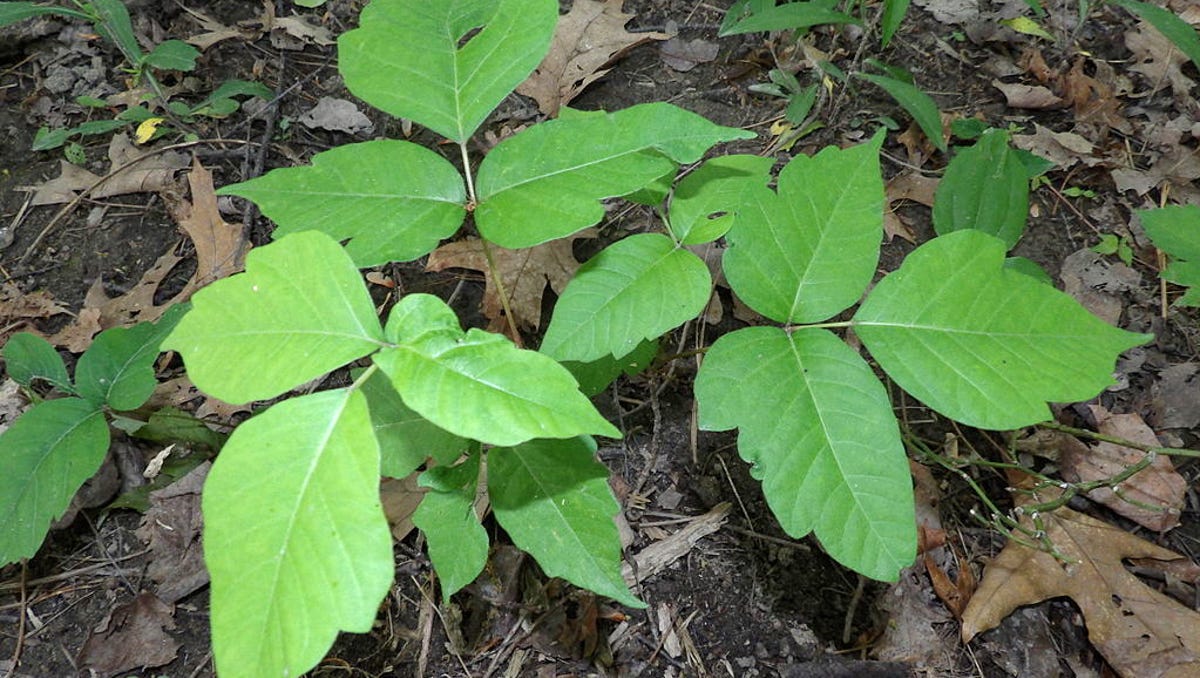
[349,363,379,391]
[1038,420,1200,459]
[790,320,854,331]
[479,237,522,347]
[459,142,477,204]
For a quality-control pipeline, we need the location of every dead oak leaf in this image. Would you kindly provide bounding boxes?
[1126,20,1195,98]
[76,592,179,678]
[21,134,188,206]
[516,0,668,116]
[426,232,593,333]
[962,475,1200,677]
[167,158,247,297]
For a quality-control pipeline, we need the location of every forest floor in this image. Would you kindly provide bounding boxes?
[1,0,1199,676]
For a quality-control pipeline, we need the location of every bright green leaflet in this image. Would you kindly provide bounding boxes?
[489,437,643,608]
[718,0,861,36]
[695,326,915,581]
[1140,205,1200,306]
[218,141,466,266]
[142,40,199,71]
[880,0,911,46]
[413,455,488,602]
[475,103,755,248]
[204,389,393,678]
[163,231,386,404]
[338,0,557,143]
[0,398,109,565]
[75,304,185,411]
[3,333,72,393]
[723,133,884,324]
[854,230,1151,430]
[359,369,467,478]
[540,234,711,363]
[1111,0,1200,73]
[933,129,1028,248]
[855,74,946,152]
[668,154,774,245]
[374,294,620,447]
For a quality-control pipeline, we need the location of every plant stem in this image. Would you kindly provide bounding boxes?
[791,320,854,331]
[479,238,522,347]
[1038,420,1200,459]
[349,363,379,390]
[459,142,477,204]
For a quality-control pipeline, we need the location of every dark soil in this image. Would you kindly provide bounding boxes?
[2,0,1198,677]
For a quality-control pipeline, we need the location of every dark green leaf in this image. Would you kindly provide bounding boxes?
[3,333,72,393]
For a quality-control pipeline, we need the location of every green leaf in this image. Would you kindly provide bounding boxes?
[561,338,659,397]
[933,129,1028,248]
[1004,256,1053,286]
[338,0,557,143]
[75,304,186,410]
[0,398,109,565]
[128,407,225,450]
[696,326,915,581]
[854,230,1151,430]
[2,333,72,393]
[0,2,89,27]
[475,103,756,248]
[141,39,199,71]
[162,231,386,403]
[718,0,861,36]
[880,0,911,46]
[374,294,620,447]
[723,132,885,324]
[413,454,488,602]
[856,74,946,152]
[359,368,467,478]
[203,389,392,678]
[1140,205,1200,306]
[218,141,467,266]
[669,154,774,245]
[1111,0,1200,73]
[89,0,144,64]
[490,437,642,607]
[540,234,711,363]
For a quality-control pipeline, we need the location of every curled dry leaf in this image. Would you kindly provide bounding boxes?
[991,79,1065,109]
[76,593,180,678]
[21,134,188,206]
[962,472,1200,678]
[516,0,669,115]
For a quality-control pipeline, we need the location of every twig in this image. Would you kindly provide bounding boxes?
[5,562,28,678]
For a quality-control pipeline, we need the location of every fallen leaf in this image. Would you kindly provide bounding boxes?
[149,376,252,422]
[1154,363,1200,430]
[1126,21,1195,97]
[181,5,261,50]
[961,472,1200,677]
[0,283,68,343]
[660,37,719,72]
[168,159,247,296]
[1011,124,1101,170]
[21,134,189,206]
[426,232,593,334]
[1059,248,1141,325]
[516,0,668,115]
[76,593,179,678]
[991,79,1066,109]
[884,170,936,243]
[1057,405,1185,532]
[1111,146,1200,202]
[381,474,425,541]
[135,462,211,603]
[297,97,375,135]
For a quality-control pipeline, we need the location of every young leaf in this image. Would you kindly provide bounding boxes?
[141,40,200,71]
[203,389,393,678]
[723,133,885,324]
[561,338,659,397]
[89,0,144,64]
[668,154,774,245]
[880,0,911,47]
[74,304,186,411]
[540,234,711,363]
[2,333,73,393]
[359,368,467,478]
[855,73,946,152]
[163,231,386,404]
[217,141,466,266]
[718,0,861,36]
[413,454,488,602]
[338,0,558,143]
[1111,0,1200,73]
[475,103,756,248]
[490,437,643,607]
[1139,205,1200,307]
[0,398,109,565]
[933,129,1028,248]
[854,230,1151,430]
[695,326,915,581]
[0,2,90,26]
[375,294,620,447]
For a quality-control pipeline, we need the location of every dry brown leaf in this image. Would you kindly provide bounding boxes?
[381,474,426,542]
[1111,146,1200,202]
[135,462,210,603]
[1011,124,1101,170]
[181,5,261,50]
[991,79,1066,109]
[21,134,188,206]
[148,376,251,422]
[1058,405,1185,532]
[660,37,719,72]
[76,593,179,678]
[426,232,593,334]
[884,170,935,244]
[961,473,1200,678]
[1126,21,1195,97]
[516,0,668,115]
[0,283,68,343]
[168,159,247,297]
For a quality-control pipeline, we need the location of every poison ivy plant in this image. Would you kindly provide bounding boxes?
[0,306,185,564]
[133,0,1151,675]
[1139,204,1200,307]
